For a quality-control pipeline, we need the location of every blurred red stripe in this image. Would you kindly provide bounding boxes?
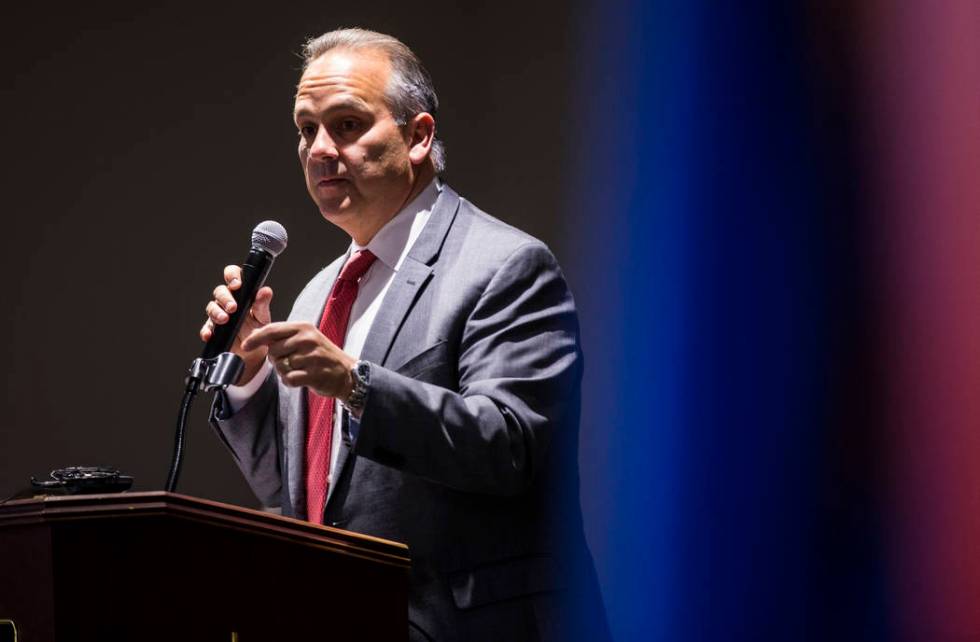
[859,0,980,637]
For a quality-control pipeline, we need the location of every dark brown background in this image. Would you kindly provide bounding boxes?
[0,2,582,506]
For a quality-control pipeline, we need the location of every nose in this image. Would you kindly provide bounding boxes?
[309,125,338,160]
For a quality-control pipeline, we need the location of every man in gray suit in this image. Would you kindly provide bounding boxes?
[202,28,607,641]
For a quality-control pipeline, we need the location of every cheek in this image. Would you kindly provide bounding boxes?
[348,146,386,178]
[357,125,409,167]
[365,138,408,171]
[297,144,316,181]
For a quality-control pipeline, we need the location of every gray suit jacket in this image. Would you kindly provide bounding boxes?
[212,185,608,640]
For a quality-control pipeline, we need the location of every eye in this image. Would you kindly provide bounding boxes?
[298,124,317,138]
[335,118,362,135]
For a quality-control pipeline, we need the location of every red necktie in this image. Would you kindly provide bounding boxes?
[305,249,377,523]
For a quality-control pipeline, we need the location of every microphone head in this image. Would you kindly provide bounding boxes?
[251,220,288,257]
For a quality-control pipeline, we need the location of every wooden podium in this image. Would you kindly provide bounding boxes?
[0,491,409,641]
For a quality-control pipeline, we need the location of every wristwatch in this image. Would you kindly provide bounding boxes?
[345,360,371,412]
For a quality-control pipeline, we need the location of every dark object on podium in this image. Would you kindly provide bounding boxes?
[0,492,409,641]
[29,466,133,495]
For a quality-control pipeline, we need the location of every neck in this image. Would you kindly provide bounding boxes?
[349,163,435,246]
[401,163,436,214]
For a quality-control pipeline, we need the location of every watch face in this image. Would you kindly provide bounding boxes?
[355,361,371,383]
[354,361,371,385]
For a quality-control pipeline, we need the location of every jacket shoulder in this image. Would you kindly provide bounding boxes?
[447,194,556,265]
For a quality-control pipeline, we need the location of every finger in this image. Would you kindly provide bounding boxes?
[241,321,304,351]
[254,285,274,302]
[206,300,230,324]
[270,350,311,379]
[271,353,303,377]
[206,300,231,324]
[199,319,214,342]
[224,265,243,289]
[271,355,288,376]
[249,286,274,323]
[266,342,292,359]
[279,368,310,388]
[265,328,323,358]
[212,285,238,314]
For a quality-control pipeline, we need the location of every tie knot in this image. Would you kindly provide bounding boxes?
[339,249,377,282]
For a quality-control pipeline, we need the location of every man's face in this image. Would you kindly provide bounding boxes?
[293,48,415,239]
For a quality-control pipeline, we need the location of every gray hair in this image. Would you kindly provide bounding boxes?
[302,28,446,174]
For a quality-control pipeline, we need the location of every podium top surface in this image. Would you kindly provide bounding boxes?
[0,490,409,569]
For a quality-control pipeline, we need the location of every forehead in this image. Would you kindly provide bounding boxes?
[294,48,392,115]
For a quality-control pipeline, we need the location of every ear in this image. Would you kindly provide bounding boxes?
[406,112,435,166]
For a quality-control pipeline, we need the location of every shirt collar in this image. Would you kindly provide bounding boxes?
[350,178,441,272]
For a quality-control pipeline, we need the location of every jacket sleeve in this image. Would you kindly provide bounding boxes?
[352,241,582,496]
[209,369,283,508]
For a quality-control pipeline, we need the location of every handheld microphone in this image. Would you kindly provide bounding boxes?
[201,220,288,360]
[168,220,288,493]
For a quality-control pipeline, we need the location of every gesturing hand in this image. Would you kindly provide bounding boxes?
[242,322,356,400]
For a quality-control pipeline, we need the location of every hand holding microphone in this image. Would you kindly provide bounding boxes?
[201,265,275,386]
[198,220,288,387]
[197,220,356,400]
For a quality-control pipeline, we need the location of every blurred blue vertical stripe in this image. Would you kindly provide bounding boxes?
[567,2,883,639]
[567,0,694,638]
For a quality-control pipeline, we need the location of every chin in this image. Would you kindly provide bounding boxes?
[314,193,352,215]
[319,204,358,224]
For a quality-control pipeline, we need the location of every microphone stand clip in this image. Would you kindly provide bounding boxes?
[187,352,245,392]
[166,352,244,492]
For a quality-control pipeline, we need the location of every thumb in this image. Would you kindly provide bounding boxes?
[250,286,274,324]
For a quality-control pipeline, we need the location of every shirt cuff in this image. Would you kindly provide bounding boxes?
[347,412,361,442]
[225,359,273,413]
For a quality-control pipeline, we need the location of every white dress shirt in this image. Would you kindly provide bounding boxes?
[226,178,441,483]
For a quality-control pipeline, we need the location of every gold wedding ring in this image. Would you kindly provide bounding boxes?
[282,356,292,372]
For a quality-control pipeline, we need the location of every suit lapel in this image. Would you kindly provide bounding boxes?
[360,185,461,366]
[324,185,461,511]
[357,257,434,366]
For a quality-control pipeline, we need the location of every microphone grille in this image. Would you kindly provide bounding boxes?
[251,220,288,257]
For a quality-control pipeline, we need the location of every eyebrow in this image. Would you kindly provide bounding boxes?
[293,96,372,119]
